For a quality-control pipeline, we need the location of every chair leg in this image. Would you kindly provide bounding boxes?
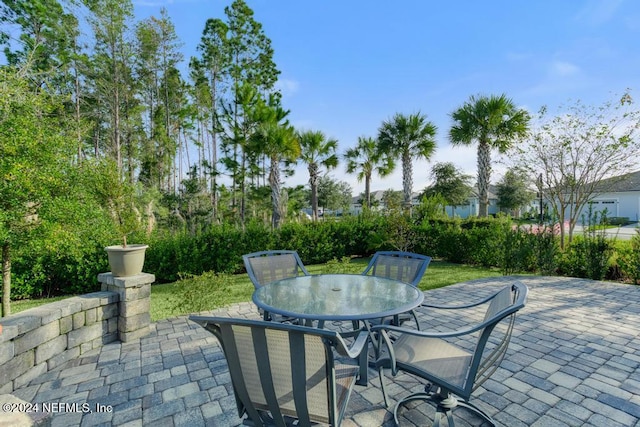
[393,391,436,426]
[378,367,390,407]
[432,407,455,427]
[409,309,421,330]
[392,387,496,427]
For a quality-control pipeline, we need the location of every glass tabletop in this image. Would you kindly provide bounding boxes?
[252,274,424,321]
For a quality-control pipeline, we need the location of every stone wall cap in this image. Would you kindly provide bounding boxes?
[97,272,155,287]
[0,315,41,336]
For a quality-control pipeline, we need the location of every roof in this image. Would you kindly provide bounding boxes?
[594,170,640,193]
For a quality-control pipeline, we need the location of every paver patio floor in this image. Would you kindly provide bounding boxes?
[12,276,640,426]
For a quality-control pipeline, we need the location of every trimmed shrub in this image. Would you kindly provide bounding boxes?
[560,235,613,280]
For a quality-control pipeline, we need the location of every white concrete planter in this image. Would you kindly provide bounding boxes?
[105,244,149,277]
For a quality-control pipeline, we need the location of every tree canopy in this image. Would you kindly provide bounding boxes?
[378,112,437,210]
[450,94,530,217]
[514,92,640,248]
[422,162,473,217]
[496,168,534,217]
[0,67,76,314]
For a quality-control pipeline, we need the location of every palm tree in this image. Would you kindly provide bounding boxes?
[449,94,530,217]
[250,101,300,228]
[378,112,437,210]
[344,136,394,209]
[298,130,338,220]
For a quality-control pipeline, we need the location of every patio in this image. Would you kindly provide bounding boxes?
[10,275,640,426]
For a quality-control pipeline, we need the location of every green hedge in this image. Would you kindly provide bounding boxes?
[8,214,640,299]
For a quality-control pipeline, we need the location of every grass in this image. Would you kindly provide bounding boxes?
[148,258,502,321]
[9,259,503,322]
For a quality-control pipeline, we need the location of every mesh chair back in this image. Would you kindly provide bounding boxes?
[470,283,527,393]
[190,316,356,426]
[363,251,431,286]
[243,250,309,289]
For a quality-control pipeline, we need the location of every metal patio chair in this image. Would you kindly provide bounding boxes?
[243,250,310,322]
[373,281,528,426]
[361,251,432,329]
[189,316,368,427]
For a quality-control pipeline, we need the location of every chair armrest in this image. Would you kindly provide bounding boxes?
[371,317,498,340]
[335,329,369,359]
[420,287,508,310]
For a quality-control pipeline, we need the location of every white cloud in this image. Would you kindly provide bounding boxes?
[550,61,580,77]
[520,59,588,99]
[275,78,300,98]
[575,0,624,26]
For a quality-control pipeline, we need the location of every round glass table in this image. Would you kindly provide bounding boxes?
[252,274,424,322]
[253,274,424,386]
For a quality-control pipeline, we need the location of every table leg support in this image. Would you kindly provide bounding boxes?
[357,339,369,385]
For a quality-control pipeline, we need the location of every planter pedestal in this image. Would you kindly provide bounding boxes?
[98,272,154,342]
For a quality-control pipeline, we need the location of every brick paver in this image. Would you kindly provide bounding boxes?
[10,276,640,426]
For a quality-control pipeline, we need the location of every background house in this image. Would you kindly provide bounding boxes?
[570,170,640,223]
[348,171,640,222]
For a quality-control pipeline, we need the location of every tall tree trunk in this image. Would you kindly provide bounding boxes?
[182,128,189,169]
[74,51,83,164]
[240,150,246,226]
[365,173,371,209]
[111,35,122,176]
[210,75,218,221]
[2,243,10,317]
[309,163,319,220]
[231,75,239,214]
[270,158,282,228]
[477,141,491,217]
[402,149,413,211]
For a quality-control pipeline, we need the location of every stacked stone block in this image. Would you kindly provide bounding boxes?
[98,272,155,343]
[0,292,118,394]
[0,271,155,397]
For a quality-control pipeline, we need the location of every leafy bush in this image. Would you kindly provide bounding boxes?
[13,209,640,300]
[560,235,613,280]
[171,271,235,314]
[607,217,630,226]
[499,226,533,275]
[366,211,418,253]
[617,230,640,284]
[463,221,506,267]
[533,226,560,275]
[145,224,257,282]
[560,209,615,280]
[276,216,378,264]
[277,221,336,264]
[414,220,450,259]
[324,257,362,274]
[10,198,114,298]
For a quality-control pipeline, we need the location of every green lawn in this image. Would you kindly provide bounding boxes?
[149,259,502,321]
[11,259,503,322]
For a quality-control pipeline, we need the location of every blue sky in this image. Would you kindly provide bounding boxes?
[134,0,640,196]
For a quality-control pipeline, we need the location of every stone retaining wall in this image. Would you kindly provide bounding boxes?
[0,272,154,395]
[0,291,118,394]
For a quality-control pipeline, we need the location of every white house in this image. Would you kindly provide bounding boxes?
[349,190,421,215]
[569,171,640,223]
[430,171,640,222]
[446,185,501,219]
[348,171,640,222]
